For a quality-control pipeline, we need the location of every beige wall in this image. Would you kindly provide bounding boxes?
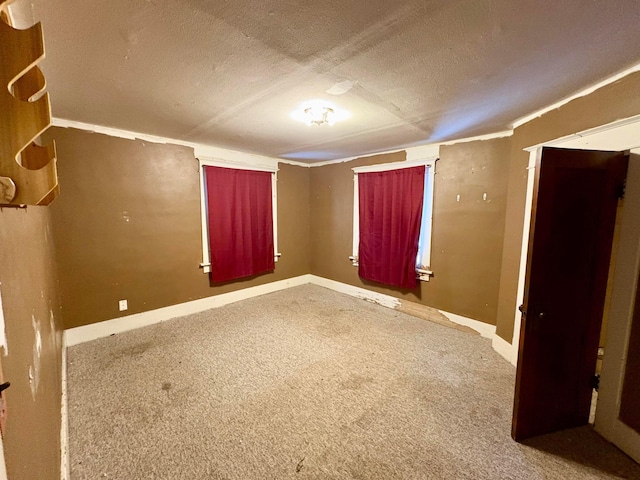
[310,138,511,325]
[48,127,310,329]
[0,207,63,479]
[495,71,640,341]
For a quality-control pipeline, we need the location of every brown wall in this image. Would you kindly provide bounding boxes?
[46,73,640,342]
[48,127,310,329]
[0,207,63,479]
[495,71,640,341]
[310,138,511,325]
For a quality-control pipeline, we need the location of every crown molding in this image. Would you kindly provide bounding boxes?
[512,62,640,129]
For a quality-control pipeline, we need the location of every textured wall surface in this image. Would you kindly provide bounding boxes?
[0,207,63,479]
[311,139,511,325]
[48,127,310,329]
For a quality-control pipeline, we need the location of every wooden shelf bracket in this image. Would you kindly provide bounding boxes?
[0,4,59,206]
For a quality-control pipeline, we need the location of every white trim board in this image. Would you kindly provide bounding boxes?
[439,310,495,339]
[63,273,510,365]
[309,276,401,309]
[0,430,6,480]
[437,130,513,146]
[308,144,441,168]
[352,157,436,174]
[197,158,278,173]
[196,159,280,274]
[60,337,70,480]
[512,62,640,128]
[524,114,640,153]
[304,131,511,168]
[350,160,437,274]
[492,334,516,366]
[51,118,512,171]
[308,275,499,342]
[594,150,640,463]
[50,118,307,169]
[64,275,313,346]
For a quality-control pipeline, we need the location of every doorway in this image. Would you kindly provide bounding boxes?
[510,115,640,461]
[511,147,628,441]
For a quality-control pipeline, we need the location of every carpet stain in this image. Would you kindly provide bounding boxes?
[113,341,152,359]
[347,457,396,480]
[489,406,502,418]
[352,410,375,430]
[167,386,195,406]
[161,382,172,391]
[316,320,352,337]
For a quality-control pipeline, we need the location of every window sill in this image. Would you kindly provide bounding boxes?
[416,268,433,282]
[348,257,433,282]
[200,253,282,274]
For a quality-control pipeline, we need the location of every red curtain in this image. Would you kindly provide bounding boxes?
[205,166,274,282]
[358,166,425,289]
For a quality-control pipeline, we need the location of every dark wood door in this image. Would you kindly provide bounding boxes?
[512,147,628,441]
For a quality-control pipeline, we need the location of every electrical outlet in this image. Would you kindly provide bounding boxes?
[118,299,128,311]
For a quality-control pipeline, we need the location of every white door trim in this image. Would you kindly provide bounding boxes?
[510,149,540,364]
[594,149,640,463]
[0,434,7,480]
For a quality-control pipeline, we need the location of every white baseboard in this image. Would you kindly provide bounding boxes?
[60,336,69,480]
[308,275,498,340]
[492,334,516,366]
[438,310,496,339]
[63,273,515,368]
[64,275,313,346]
[308,275,401,309]
[309,276,515,364]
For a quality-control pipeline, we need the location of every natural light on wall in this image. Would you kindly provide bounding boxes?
[292,100,350,126]
[416,168,435,274]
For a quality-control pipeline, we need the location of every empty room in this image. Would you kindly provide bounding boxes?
[2,0,640,478]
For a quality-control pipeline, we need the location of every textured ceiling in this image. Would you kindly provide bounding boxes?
[13,0,640,162]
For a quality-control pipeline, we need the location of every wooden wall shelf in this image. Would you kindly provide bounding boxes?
[0,3,59,206]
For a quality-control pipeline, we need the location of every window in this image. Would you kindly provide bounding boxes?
[198,159,279,281]
[351,158,436,286]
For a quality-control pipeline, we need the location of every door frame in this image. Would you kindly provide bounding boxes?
[595,154,640,461]
[511,114,640,461]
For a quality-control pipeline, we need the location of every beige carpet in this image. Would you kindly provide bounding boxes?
[67,284,640,479]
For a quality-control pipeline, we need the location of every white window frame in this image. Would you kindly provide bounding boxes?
[198,158,279,274]
[351,158,437,281]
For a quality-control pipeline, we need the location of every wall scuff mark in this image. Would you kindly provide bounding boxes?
[0,285,8,355]
[30,314,42,399]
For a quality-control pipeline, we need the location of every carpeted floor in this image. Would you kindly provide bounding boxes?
[67,285,640,479]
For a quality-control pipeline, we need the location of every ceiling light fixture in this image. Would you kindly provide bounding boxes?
[303,105,335,126]
[292,100,350,126]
